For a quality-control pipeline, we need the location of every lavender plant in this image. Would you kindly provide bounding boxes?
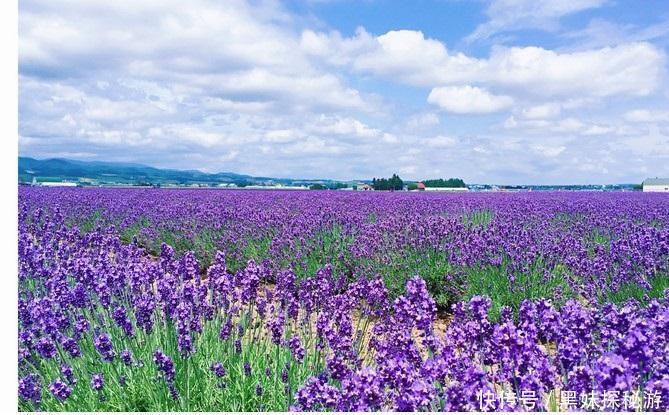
[17,188,669,411]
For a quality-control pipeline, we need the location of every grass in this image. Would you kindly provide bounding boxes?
[290,224,356,279]
[119,217,151,245]
[463,260,573,321]
[78,210,103,234]
[359,247,455,309]
[603,273,669,306]
[461,209,493,228]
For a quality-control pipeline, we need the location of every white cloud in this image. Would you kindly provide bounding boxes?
[264,129,300,143]
[309,116,380,138]
[467,0,607,41]
[562,18,669,49]
[502,114,632,137]
[17,0,669,183]
[306,28,665,99]
[20,0,375,114]
[582,125,613,136]
[428,86,513,114]
[306,116,398,142]
[423,135,458,148]
[406,113,440,130]
[624,109,669,123]
[531,144,566,158]
[520,103,561,119]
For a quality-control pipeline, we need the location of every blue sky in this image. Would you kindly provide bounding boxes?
[18,0,669,184]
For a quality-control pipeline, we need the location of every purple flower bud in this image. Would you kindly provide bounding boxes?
[60,364,76,385]
[289,335,305,362]
[94,333,115,362]
[48,379,72,402]
[90,373,104,391]
[153,350,176,382]
[210,362,226,378]
[121,349,132,366]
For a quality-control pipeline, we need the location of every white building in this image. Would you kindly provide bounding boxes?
[40,182,78,187]
[643,178,669,192]
[424,187,469,192]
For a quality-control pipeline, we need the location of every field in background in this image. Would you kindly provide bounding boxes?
[18,188,669,411]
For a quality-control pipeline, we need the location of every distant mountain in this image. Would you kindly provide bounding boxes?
[18,157,342,187]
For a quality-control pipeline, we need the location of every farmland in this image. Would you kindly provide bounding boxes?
[18,187,669,411]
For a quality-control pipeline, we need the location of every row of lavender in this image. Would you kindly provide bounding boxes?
[18,189,669,411]
[19,187,669,304]
[18,205,669,411]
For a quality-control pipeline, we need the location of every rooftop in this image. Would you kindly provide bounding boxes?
[643,178,669,186]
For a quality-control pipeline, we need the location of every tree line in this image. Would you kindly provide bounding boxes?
[372,174,404,191]
[422,178,466,188]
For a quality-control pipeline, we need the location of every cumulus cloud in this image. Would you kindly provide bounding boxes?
[17,0,669,183]
[20,0,375,115]
[303,28,665,99]
[428,86,513,114]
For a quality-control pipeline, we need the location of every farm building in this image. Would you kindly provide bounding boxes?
[357,183,373,191]
[643,178,669,192]
[416,182,426,191]
[424,187,469,192]
[40,182,78,187]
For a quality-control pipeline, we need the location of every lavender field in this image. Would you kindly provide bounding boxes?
[18,187,669,411]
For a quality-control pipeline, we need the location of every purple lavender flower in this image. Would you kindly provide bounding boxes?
[74,316,90,336]
[94,333,115,362]
[210,362,226,378]
[112,305,135,337]
[219,319,232,341]
[18,374,41,404]
[60,364,76,385]
[90,373,104,391]
[134,295,155,334]
[121,349,132,366]
[289,335,306,362]
[293,376,340,411]
[48,379,72,402]
[153,350,176,382]
[177,332,194,356]
[267,314,284,345]
[168,383,180,401]
[36,337,57,359]
[61,337,80,358]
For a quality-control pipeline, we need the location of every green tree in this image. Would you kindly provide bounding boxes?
[422,178,466,188]
[372,174,403,191]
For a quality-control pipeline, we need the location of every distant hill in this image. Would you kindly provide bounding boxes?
[18,157,340,187]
